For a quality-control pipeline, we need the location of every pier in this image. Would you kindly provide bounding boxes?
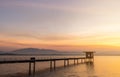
[0,51,95,77]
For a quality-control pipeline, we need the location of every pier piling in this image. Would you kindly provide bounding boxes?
[29,57,36,77]
[77,59,79,64]
[29,62,32,76]
[50,61,52,71]
[67,60,69,66]
[54,60,56,70]
[64,60,66,67]
[74,59,75,65]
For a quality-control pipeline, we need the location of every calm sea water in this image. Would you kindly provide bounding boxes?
[0,56,120,77]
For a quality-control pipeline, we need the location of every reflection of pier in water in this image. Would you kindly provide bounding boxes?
[86,61,94,74]
[0,51,95,77]
[85,52,95,76]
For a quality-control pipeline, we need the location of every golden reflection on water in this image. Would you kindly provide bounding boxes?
[94,56,120,77]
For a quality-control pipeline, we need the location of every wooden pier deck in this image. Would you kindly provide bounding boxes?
[0,57,86,64]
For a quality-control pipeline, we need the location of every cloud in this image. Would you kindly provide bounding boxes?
[6,33,80,41]
[0,40,28,46]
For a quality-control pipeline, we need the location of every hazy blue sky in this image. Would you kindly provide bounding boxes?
[1,0,120,51]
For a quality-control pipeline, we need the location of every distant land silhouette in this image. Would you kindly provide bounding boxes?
[1,48,120,56]
[0,51,5,54]
[0,48,83,55]
[12,48,59,54]
[0,51,13,55]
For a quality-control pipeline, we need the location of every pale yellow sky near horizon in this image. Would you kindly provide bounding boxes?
[1,0,120,51]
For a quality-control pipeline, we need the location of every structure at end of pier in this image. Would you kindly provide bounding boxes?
[83,51,95,62]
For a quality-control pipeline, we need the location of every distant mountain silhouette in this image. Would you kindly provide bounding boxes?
[0,51,4,53]
[12,48,59,54]
[0,51,13,55]
[1,48,120,56]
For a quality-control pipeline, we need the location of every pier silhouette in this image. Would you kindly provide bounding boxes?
[0,51,95,77]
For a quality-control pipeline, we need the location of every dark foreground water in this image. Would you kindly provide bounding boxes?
[0,56,120,77]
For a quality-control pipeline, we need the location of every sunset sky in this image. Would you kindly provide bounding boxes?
[1,0,120,52]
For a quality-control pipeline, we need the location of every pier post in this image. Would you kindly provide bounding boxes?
[50,61,52,71]
[32,57,36,77]
[29,62,32,76]
[53,60,56,70]
[67,60,69,66]
[77,59,78,64]
[29,57,36,77]
[74,59,75,65]
[64,60,66,67]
